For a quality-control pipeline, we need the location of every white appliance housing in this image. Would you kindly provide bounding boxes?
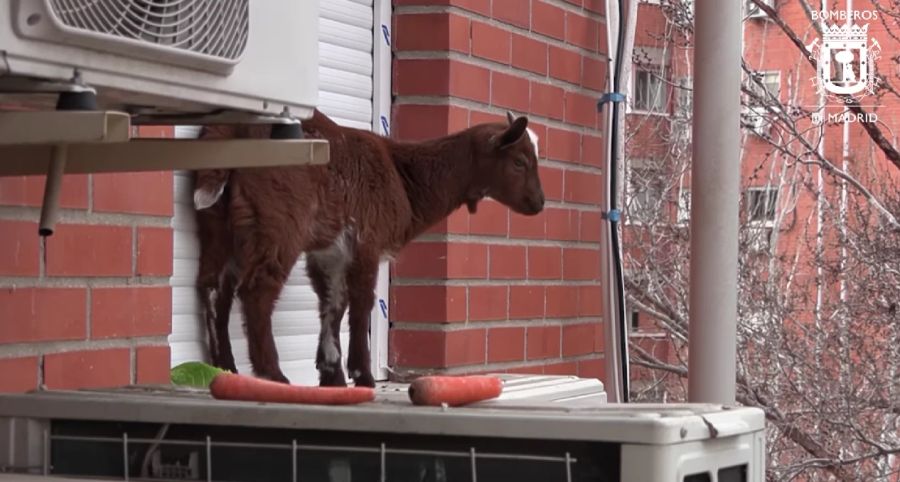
[0,0,319,120]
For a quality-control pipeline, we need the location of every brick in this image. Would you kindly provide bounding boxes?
[0,220,40,276]
[0,288,87,343]
[563,248,600,280]
[390,330,446,368]
[449,105,470,132]
[581,134,605,167]
[469,200,509,236]
[395,13,469,53]
[391,285,467,323]
[393,104,453,141]
[533,1,565,40]
[578,285,603,316]
[0,357,39,393]
[46,224,132,277]
[526,325,561,359]
[509,285,545,319]
[510,211,546,239]
[136,346,171,384]
[0,175,89,209]
[489,245,526,279]
[546,286,579,318]
[563,323,597,356]
[564,170,603,205]
[530,83,565,120]
[491,72,530,112]
[394,59,451,97]
[44,348,131,390]
[472,21,511,64]
[512,34,548,75]
[564,91,599,128]
[565,11,599,51]
[445,329,487,366]
[546,208,579,241]
[583,56,607,91]
[452,62,492,103]
[136,227,173,276]
[394,242,447,279]
[584,0,604,14]
[468,286,508,321]
[471,110,506,125]
[578,357,604,380]
[549,46,582,84]
[593,323,604,352]
[539,166,564,201]
[446,207,470,233]
[548,128,581,163]
[93,172,173,216]
[488,327,525,362]
[135,126,173,138]
[528,246,562,279]
[91,287,172,339]
[580,210,603,241]
[492,0,530,28]
[543,361,578,375]
[452,0,492,15]
[447,243,489,279]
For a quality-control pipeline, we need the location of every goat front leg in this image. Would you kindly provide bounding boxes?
[346,254,379,388]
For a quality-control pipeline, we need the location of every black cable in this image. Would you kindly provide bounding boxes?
[607,0,630,402]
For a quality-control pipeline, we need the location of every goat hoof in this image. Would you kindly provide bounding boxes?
[319,370,347,387]
[352,371,376,388]
[258,372,290,384]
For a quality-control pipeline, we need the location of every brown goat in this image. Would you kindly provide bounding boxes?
[193,109,544,387]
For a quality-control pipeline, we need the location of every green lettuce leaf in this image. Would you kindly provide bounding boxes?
[170,361,226,388]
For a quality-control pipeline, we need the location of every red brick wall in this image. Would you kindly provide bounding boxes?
[0,126,174,393]
[390,0,607,380]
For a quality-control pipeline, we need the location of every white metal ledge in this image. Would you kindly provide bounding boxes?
[0,138,330,177]
[0,109,328,235]
[0,111,131,146]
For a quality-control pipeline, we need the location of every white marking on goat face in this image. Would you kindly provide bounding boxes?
[526,127,540,159]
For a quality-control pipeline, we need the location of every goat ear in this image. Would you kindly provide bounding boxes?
[495,116,528,149]
[506,111,517,125]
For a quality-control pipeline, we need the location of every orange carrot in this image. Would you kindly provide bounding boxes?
[408,375,503,407]
[209,372,375,405]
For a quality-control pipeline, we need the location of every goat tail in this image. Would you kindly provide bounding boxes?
[194,169,230,210]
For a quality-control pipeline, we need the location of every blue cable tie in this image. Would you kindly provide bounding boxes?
[597,92,626,111]
[604,209,621,222]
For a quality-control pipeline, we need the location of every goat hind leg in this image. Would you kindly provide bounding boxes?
[195,205,238,372]
[237,267,292,384]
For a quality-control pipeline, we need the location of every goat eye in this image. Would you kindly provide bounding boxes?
[513,157,527,168]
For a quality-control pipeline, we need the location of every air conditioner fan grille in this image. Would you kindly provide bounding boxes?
[48,0,249,61]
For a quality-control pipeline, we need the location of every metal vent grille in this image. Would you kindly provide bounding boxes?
[47,0,249,61]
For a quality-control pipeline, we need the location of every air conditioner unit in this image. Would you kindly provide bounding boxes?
[0,0,319,122]
[0,376,766,482]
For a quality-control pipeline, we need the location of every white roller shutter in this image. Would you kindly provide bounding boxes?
[169,0,387,385]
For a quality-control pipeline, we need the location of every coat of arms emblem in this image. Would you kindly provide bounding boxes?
[808,23,881,100]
